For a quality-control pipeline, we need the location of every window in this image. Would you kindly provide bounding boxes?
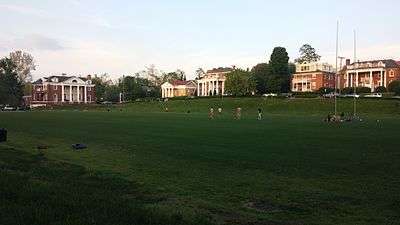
[389,70,395,78]
[54,85,58,90]
[88,87,91,91]
[54,94,58,102]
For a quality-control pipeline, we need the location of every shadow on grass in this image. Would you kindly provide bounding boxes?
[0,146,212,225]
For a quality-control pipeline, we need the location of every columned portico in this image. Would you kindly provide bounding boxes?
[346,69,386,91]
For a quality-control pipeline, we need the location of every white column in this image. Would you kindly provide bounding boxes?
[216,80,219,95]
[202,82,205,96]
[370,71,373,91]
[355,72,359,87]
[69,86,72,103]
[350,74,353,87]
[222,81,225,95]
[84,86,87,103]
[382,70,385,87]
[61,85,65,102]
[77,86,81,103]
[197,82,200,96]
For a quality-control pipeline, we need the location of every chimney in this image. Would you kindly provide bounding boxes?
[87,75,92,80]
[346,59,351,66]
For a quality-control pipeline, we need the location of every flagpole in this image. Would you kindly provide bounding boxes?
[353,30,357,118]
[335,21,339,117]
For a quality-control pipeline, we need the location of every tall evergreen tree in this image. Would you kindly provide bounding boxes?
[266,47,291,93]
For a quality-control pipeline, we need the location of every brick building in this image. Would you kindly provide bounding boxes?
[31,75,96,106]
[340,59,400,91]
[291,62,336,92]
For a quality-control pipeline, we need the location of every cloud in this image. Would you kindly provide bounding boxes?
[0,34,64,52]
[0,3,48,17]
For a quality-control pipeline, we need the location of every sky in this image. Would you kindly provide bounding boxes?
[0,0,399,80]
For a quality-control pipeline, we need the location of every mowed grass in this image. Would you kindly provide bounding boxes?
[1,98,400,225]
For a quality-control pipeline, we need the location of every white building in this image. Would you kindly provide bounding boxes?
[161,80,197,98]
[197,67,233,96]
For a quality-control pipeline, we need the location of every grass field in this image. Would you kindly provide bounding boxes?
[1,98,400,225]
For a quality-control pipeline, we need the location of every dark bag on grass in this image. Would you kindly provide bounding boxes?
[0,128,7,142]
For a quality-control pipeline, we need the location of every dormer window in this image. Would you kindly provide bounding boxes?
[72,80,78,83]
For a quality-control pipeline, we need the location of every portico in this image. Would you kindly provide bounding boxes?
[197,67,232,96]
[345,69,385,92]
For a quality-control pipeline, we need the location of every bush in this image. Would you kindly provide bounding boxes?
[341,87,371,94]
[292,92,319,98]
[375,86,387,93]
[317,87,335,95]
[356,87,371,94]
[388,80,400,96]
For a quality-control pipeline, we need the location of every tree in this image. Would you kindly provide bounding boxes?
[388,80,400,96]
[375,86,387,93]
[266,47,291,93]
[294,44,321,64]
[251,63,269,94]
[195,68,206,79]
[92,74,112,102]
[225,69,255,96]
[0,57,24,106]
[176,69,186,81]
[104,85,121,102]
[161,69,186,83]
[9,51,36,83]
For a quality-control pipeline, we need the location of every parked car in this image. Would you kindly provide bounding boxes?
[280,93,293,98]
[343,94,360,98]
[2,105,16,111]
[322,93,338,98]
[364,93,382,98]
[263,93,278,97]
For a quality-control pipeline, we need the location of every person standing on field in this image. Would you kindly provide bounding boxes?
[209,107,215,120]
[258,108,262,120]
[235,107,242,120]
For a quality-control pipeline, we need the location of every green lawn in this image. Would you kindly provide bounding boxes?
[1,98,399,225]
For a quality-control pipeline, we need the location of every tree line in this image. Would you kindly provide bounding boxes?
[225,46,296,96]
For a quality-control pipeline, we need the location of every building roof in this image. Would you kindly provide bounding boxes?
[169,80,197,86]
[396,61,400,66]
[170,80,189,86]
[207,67,233,74]
[32,75,89,84]
[346,59,400,69]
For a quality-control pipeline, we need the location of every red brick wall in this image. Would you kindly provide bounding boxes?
[386,68,400,86]
[46,84,62,102]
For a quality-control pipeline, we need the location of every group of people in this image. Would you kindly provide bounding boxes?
[208,107,263,120]
[324,113,362,123]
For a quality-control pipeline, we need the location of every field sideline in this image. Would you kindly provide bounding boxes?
[1,98,399,225]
